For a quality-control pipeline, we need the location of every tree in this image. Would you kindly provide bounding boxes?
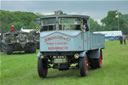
[101,10,128,34]
[0,10,40,32]
[121,14,128,34]
[90,18,102,32]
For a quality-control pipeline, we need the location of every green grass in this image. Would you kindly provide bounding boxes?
[0,40,128,85]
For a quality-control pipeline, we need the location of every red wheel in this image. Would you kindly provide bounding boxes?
[79,56,88,77]
[90,49,103,69]
[96,50,103,68]
[99,52,102,68]
[85,56,88,74]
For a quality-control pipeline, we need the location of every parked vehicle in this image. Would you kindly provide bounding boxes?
[0,33,2,52]
[21,29,40,49]
[37,11,105,78]
[30,31,40,49]
[2,31,36,54]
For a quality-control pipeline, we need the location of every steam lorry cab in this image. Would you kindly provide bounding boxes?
[37,13,105,77]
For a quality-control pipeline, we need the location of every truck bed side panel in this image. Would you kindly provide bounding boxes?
[84,32,105,51]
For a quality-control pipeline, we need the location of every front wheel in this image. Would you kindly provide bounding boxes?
[79,56,88,77]
[37,58,48,78]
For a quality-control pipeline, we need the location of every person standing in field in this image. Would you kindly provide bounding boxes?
[10,25,15,31]
[119,36,123,44]
[123,35,126,45]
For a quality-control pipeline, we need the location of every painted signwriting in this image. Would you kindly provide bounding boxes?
[44,36,71,42]
[44,36,70,50]
[46,42,67,45]
[48,47,68,50]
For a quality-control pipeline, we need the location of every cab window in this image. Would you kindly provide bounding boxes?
[40,18,56,31]
[59,18,81,30]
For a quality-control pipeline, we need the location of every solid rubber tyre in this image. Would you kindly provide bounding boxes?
[31,44,36,53]
[90,50,102,69]
[37,58,48,78]
[79,56,88,77]
[97,50,102,68]
[3,44,13,54]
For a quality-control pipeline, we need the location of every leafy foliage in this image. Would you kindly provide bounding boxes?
[0,10,128,34]
[101,11,128,34]
[0,10,40,32]
[90,18,102,32]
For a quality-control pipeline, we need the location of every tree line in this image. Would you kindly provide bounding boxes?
[90,11,128,34]
[0,10,128,34]
[0,10,39,32]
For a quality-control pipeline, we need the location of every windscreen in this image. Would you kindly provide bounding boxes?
[40,17,82,31]
[40,18,56,31]
[59,18,81,30]
[41,18,56,25]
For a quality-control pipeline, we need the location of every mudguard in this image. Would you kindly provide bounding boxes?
[80,51,86,57]
[89,48,101,59]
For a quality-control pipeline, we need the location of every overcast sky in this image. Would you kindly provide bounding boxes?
[0,0,128,1]
[0,0,128,23]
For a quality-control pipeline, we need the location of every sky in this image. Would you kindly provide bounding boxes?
[0,0,128,1]
[0,0,128,24]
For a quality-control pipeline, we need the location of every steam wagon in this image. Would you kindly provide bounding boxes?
[37,12,105,78]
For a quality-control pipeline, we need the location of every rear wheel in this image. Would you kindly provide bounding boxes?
[37,58,48,78]
[79,56,88,77]
[0,42,2,52]
[97,50,102,68]
[31,44,36,53]
[24,44,36,53]
[3,44,13,54]
[90,50,102,69]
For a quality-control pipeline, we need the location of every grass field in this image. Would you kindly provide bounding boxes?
[0,40,128,85]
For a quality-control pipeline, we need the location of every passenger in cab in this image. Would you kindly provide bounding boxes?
[83,19,89,31]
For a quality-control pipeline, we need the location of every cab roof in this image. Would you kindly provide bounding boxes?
[40,14,89,20]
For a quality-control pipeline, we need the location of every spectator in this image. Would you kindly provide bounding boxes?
[119,36,123,44]
[123,35,126,45]
[10,25,15,31]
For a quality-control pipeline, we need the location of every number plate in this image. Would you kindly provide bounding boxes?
[54,58,67,63]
